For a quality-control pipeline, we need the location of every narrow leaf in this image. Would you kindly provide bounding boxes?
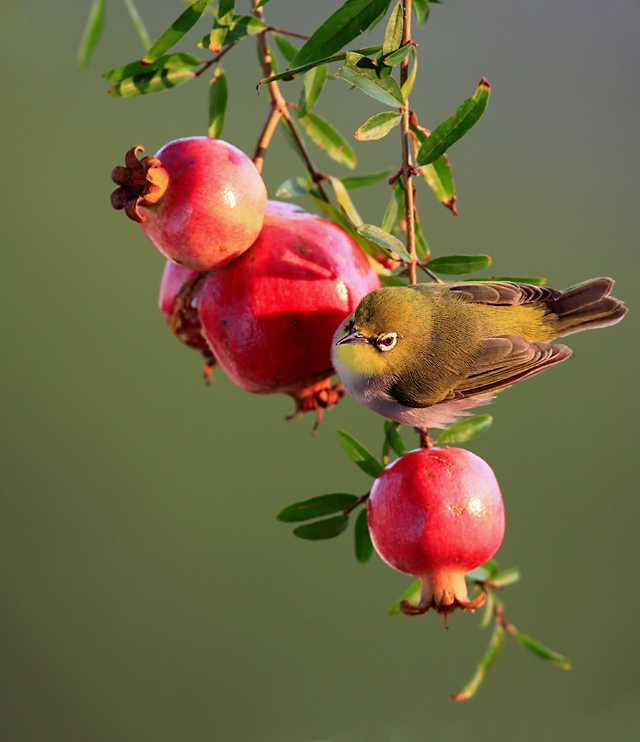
[482,558,500,578]
[123,0,151,51]
[295,111,356,169]
[104,53,201,82]
[385,44,411,67]
[467,276,548,286]
[337,52,404,107]
[510,630,572,670]
[425,254,492,275]
[209,0,235,51]
[197,15,265,47]
[438,414,493,444]
[412,0,430,27]
[143,0,213,65]
[387,579,421,615]
[336,430,384,478]
[452,622,505,701]
[310,195,376,258]
[417,78,491,166]
[277,493,359,522]
[255,0,271,7]
[293,515,350,540]
[77,0,106,69]
[273,33,299,63]
[400,46,417,99]
[413,212,429,260]
[384,421,406,457]
[208,66,228,138]
[275,176,312,199]
[382,2,403,56]
[422,156,457,214]
[479,589,495,629]
[464,566,492,583]
[298,64,327,118]
[340,170,392,189]
[354,508,374,563]
[327,176,363,225]
[108,67,195,97]
[290,0,393,69]
[381,193,398,233]
[491,567,520,588]
[355,111,401,141]
[258,46,381,85]
[357,224,411,262]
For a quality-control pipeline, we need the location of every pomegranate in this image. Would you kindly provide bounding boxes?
[197,204,381,427]
[368,447,505,619]
[158,261,216,384]
[111,137,267,271]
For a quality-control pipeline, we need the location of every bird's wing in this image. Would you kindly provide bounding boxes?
[448,282,562,306]
[448,334,572,399]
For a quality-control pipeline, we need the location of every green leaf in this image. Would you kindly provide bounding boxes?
[452,622,505,701]
[336,430,384,478]
[273,33,299,63]
[384,421,406,457]
[381,193,398,233]
[466,276,548,286]
[479,589,495,630]
[412,0,430,27]
[104,53,202,82]
[425,254,492,275]
[354,508,374,563]
[209,0,235,51]
[291,0,393,69]
[295,111,356,169]
[142,0,213,65]
[510,631,572,670]
[108,67,196,97]
[357,224,411,262]
[258,45,381,85]
[491,567,521,588]
[438,414,493,444]
[77,0,106,69]
[382,2,403,56]
[337,52,404,107]
[310,195,377,258]
[326,176,363,225]
[413,213,429,261]
[123,0,151,51]
[355,111,402,141]
[208,66,227,138]
[340,170,392,189]
[293,515,350,540]
[197,15,265,47]
[385,44,411,67]
[298,65,327,118]
[277,493,359,522]
[275,177,312,199]
[422,156,457,213]
[417,78,491,166]
[481,558,500,578]
[400,46,417,99]
[464,566,492,583]
[387,579,421,615]
[255,0,271,7]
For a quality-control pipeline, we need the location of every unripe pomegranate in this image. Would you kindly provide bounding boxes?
[197,204,381,427]
[111,137,267,271]
[368,447,505,619]
[158,261,216,384]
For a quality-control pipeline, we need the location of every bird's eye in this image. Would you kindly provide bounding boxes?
[378,332,398,351]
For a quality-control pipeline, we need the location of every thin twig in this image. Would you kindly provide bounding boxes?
[265,26,310,41]
[194,40,237,78]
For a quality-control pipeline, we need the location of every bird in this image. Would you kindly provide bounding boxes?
[331,278,626,430]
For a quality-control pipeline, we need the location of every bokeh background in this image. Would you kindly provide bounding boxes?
[1,1,639,740]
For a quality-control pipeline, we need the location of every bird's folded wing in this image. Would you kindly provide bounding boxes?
[449,334,572,398]
[448,282,561,305]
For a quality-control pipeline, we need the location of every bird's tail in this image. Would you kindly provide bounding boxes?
[548,278,627,337]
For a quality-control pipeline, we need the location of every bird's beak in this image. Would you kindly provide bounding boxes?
[336,328,369,346]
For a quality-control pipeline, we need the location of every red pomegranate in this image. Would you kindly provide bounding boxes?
[111,137,267,271]
[197,204,381,427]
[368,447,505,619]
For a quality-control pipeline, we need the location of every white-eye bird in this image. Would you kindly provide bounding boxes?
[331,278,626,429]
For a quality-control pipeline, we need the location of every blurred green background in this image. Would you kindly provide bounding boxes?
[1,1,638,740]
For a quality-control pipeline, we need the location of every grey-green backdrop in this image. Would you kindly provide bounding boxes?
[1,1,638,740]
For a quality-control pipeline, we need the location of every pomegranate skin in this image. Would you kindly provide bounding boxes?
[198,208,381,396]
[368,447,505,616]
[140,137,267,271]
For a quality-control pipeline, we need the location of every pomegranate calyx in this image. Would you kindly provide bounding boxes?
[110,145,169,223]
[400,590,486,617]
[287,379,345,432]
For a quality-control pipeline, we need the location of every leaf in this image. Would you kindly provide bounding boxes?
[412,0,430,27]
[357,224,411,262]
[355,111,402,141]
[381,193,398,233]
[77,0,106,69]
[464,566,492,583]
[438,414,493,444]
[422,156,456,213]
[482,558,500,578]
[387,579,421,615]
[310,195,376,258]
[295,111,356,169]
[103,53,202,82]
[491,567,520,588]
[277,493,359,522]
[255,0,271,7]
[510,630,572,670]
[466,276,548,286]
[273,33,299,63]
[425,254,492,275]
[340,170,392,189]
[326,176,363,225]
[452,622,505,701]
[209,0,235,52]
[400,46,417,99]
[385,44,411,67]
[479,589,495,629]
[383,2,403,56]
[290,0,393,69]
[337,52,404,107]
[384,421,406,457]
[142,0,213,65]
[197,15,265,47]
[298,65,328,118]
[258,46,381,85]
[336,430,384,478]
[413,212,429,261]
[123,0,151,51]
[354,508,374,563]
[208,66,227,138]
[108,67,196,97]
[293,515,350,540]
[417,78,491,166]
[275,177,312,199]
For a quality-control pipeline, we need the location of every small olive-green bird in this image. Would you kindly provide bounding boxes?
[332,278,626,429]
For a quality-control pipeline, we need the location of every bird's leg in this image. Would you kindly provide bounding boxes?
[417,427,434,449]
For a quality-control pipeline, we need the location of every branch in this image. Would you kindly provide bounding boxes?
[400,0,417,285]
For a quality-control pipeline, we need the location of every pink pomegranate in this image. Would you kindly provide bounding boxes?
[368,447,505,618]
[111,137,267,271]
[197,205,381,427]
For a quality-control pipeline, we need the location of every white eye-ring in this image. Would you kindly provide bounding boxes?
[378,332,398,351]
